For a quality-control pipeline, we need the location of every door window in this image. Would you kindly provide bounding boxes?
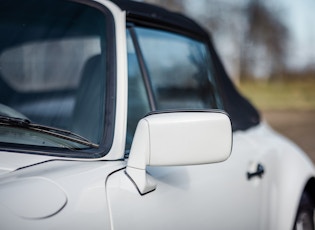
[135,27,222,110]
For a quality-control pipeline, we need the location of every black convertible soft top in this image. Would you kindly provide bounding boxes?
[112,0,208,39]
[111,0,261,131]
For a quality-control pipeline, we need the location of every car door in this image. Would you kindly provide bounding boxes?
[106,26,265,230]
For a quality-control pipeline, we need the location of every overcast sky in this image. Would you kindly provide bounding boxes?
[278,0,315,69]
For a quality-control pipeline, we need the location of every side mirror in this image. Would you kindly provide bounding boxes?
[126,110,232,195]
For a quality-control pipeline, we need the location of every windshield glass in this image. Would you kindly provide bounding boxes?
[0,0,114,156]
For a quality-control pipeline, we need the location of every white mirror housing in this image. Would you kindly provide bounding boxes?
[126,111,232,195]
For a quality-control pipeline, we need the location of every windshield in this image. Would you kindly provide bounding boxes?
[0,0,115,157]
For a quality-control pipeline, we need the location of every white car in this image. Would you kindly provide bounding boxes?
[0,0,314,229]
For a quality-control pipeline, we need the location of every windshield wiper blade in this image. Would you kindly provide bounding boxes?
[0,115,31,127]
[0,115,99,148]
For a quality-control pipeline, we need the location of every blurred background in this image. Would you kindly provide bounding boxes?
[138,0,315,162]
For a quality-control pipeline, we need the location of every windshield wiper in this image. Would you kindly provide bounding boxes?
[0,115,99,148]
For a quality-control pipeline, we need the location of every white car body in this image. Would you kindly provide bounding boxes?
[0,0,314,229]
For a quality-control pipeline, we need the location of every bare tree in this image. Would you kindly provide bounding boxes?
[242,0,289,80]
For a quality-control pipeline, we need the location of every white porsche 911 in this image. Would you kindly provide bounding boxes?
[0,0,314,229]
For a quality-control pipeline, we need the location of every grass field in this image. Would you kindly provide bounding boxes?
[236,79,315,163]
[236,79,315,111]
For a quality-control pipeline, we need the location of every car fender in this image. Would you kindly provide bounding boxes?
[250,122,315,229]
[272,140,314,230]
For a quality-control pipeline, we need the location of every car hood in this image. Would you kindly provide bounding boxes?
[0,154,125,220]
[0,151,59,175]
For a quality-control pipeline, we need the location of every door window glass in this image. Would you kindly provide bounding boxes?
[135,28,222,110]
